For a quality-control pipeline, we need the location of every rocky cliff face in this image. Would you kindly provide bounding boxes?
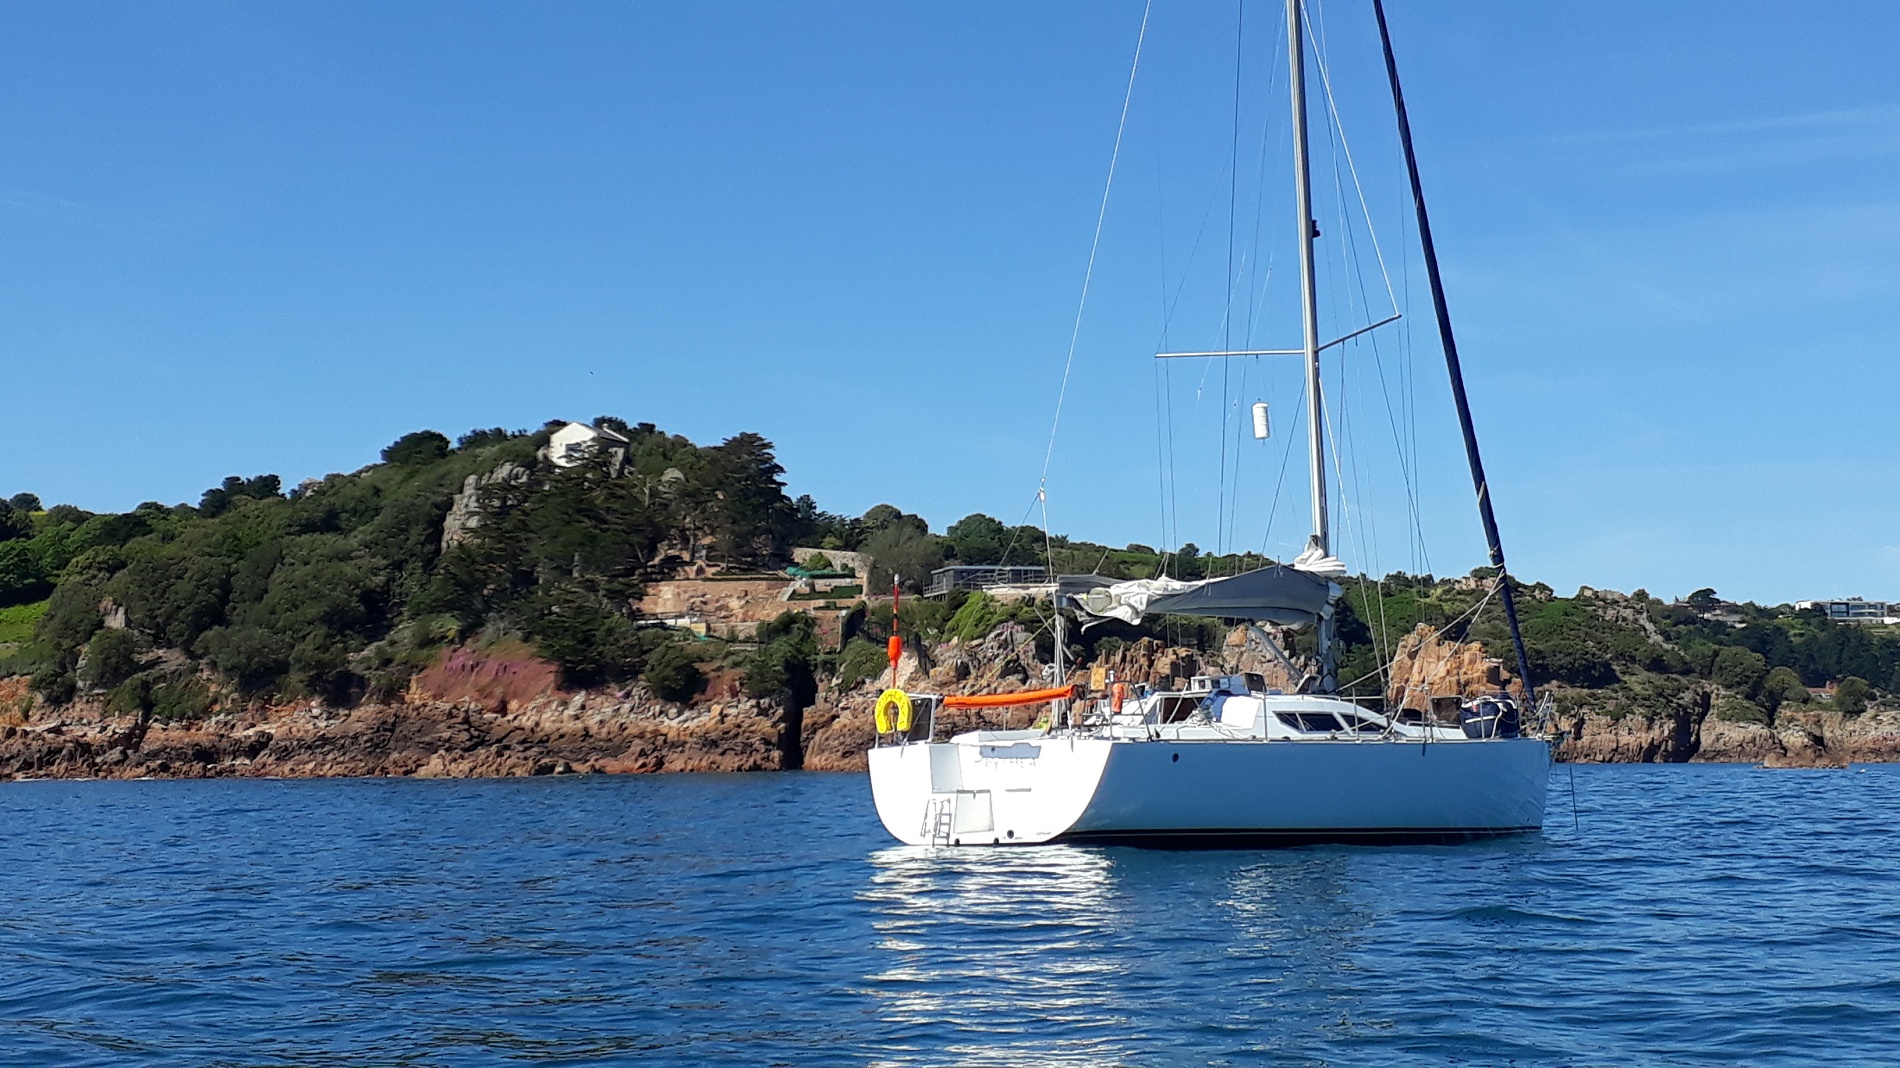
[1556,704,1900,766]
[0,687,802,781]
[8,622,1899,781]
[1385,623,1513,710]
[439,461,532,551]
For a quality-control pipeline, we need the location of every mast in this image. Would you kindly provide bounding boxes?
[1287,0,1336,691]
[1053,606,1067,728]
[1371,0,1537,711]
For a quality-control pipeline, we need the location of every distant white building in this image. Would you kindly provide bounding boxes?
[1795,598,1900,625]
[546,422,630,470]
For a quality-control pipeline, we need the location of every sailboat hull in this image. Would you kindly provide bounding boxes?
[869,735,1551,848]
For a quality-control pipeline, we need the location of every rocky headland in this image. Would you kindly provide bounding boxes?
[5,620,1895,781]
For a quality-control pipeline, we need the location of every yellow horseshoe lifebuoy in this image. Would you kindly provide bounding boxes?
[875,689,913,734]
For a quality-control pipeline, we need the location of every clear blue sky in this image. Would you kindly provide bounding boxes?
[3,1,1897,605]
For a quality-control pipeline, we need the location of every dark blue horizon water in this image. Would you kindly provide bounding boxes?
[2,766,1897,1066]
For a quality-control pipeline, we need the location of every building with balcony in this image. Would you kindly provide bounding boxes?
[925,565,1049,598]
[1795,598,1900,625]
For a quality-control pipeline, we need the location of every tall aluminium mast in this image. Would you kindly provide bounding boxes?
[1286,0,1336,692]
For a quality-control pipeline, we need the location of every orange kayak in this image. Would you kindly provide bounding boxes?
[940,685,1075,710]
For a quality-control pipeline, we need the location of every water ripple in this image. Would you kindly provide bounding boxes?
[3,766,1900,1064]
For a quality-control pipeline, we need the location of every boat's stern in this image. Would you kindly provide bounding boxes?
[868,734,1115,846]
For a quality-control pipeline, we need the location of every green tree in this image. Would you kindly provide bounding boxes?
[642,642,704,703]
[0,502,31,542]
[1711,646,1768,697]
[455,427,512,451]
[1835,676,1872,715]
[1518,599,1623,688]
[696,433,798,566]
[744,611,818,707]
[945,514,1008,565]
[8,493,42,512]
[197,624,293,695]
[113,546,233,650]
[381,430,451,466]
[198,474,284,518]
[863,523,943,592]
[1171,543,1205,580]
[859,504,921,535]
[1759,665,1807,719]
[792,495,854,549]
[80,628,141,689]
[0,541,51,606]
[524,582,641,687]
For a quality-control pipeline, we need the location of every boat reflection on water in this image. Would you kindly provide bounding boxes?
[861,845,1124,1067]
[859,845,1374,1065]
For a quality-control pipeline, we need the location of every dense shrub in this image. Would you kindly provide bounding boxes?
[642,642,705,703]
[382,430,452,466]
[1835,676,1872,715]
[80,628,141,689]
[199,475,284,518]
[744,612,818,706]
[151,679,215,722]
[197,624,294,695]
[455,427,513,451]
[1759,667,1808,715]
[526,584,642,688]
[0,541,50,606]
[835,638,889,693]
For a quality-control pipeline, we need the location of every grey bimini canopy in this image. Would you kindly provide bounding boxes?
[1059,563,1341,628]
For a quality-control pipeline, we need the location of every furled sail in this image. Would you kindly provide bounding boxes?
[1059,564,1340,627]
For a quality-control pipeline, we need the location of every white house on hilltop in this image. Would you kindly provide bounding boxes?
[546,421,630,470]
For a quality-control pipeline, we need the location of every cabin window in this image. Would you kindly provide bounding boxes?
[1158,696,1199,723]
[1337,712,1382,733]
[1242,672,1268,693]
[1276,712,1344,733]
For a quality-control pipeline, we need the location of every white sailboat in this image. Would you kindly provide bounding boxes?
[868,0,1552,847]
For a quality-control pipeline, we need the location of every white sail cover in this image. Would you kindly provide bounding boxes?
[1060,563,1340,628]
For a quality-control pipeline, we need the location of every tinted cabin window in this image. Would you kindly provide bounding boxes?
[1160,696,1199,723]
[1276,712,1344,733]
[1337,713,1381,733]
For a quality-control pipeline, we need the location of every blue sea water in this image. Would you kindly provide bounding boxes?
[1,765,1897,1066]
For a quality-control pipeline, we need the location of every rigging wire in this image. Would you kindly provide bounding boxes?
[1313,40,1396,676]
[1257,373,1307,559]
[1312,3,1428,578]
[1335,575,1503,696]
[995,490,1049,575]
[1155,183,1228,576]
[1221,20,1291,567]
[1039,0,1153,493]
[1218,0,1245,557]
[1305,2,1399,313]
[1153,52,1174,573]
